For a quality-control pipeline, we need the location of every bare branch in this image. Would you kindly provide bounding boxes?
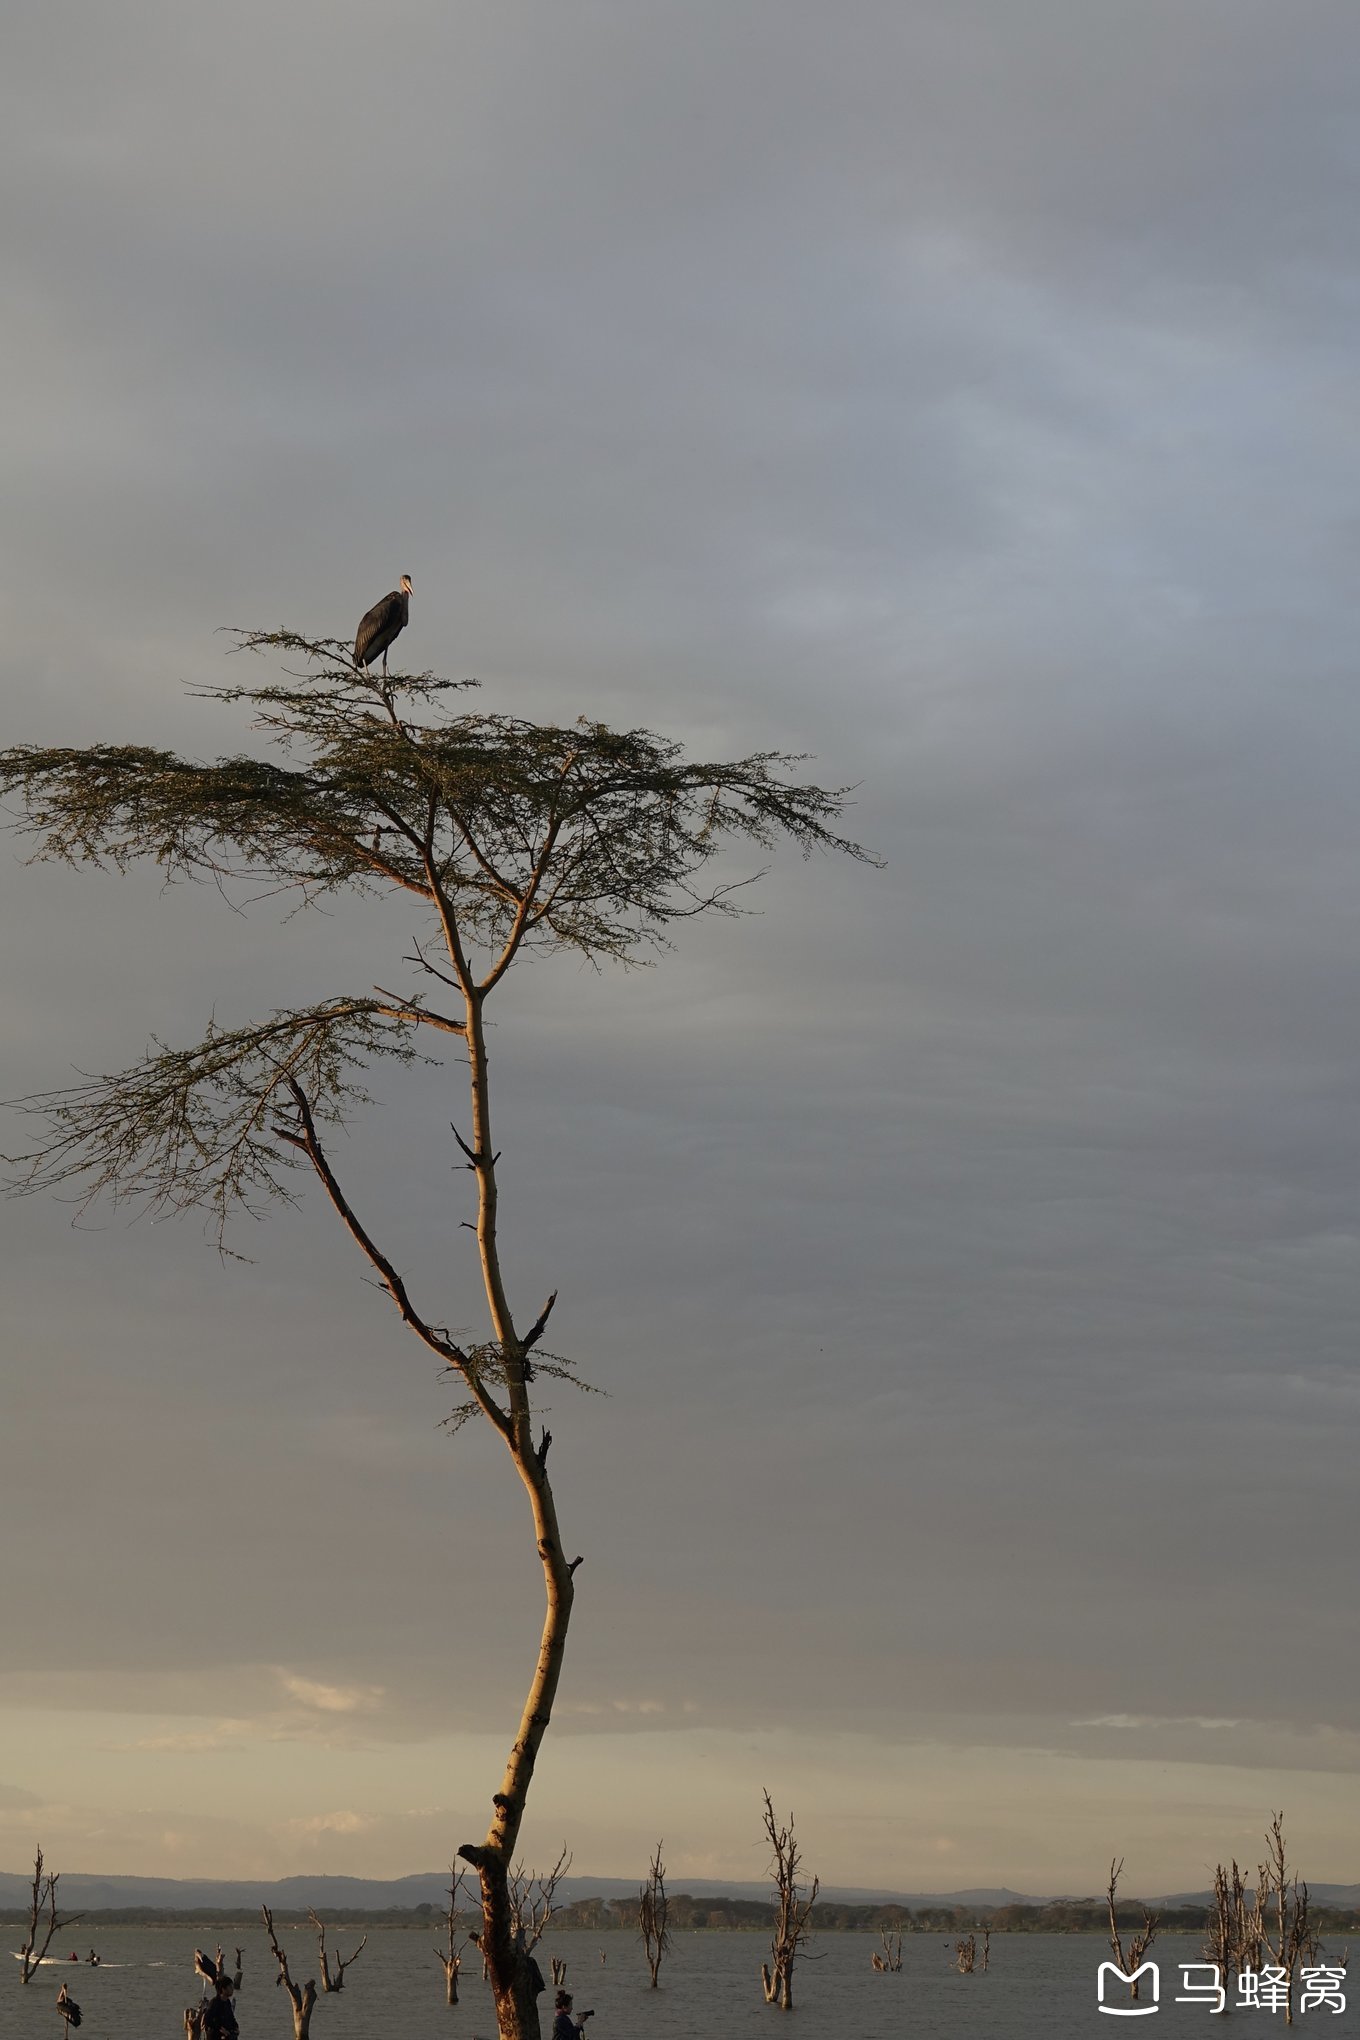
[507,1846,572,1954]
[4,999,424,1245]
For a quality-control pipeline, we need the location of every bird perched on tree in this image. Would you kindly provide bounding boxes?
[193,1950,219,1990]
[354,574,412,678]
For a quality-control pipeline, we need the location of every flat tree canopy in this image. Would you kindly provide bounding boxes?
[0,633,874,2040]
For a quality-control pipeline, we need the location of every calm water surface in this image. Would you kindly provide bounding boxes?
[7,1928,1354,2040]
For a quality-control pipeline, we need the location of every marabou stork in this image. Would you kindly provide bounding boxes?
[354,574,412,678]
[193,1949,219,1991]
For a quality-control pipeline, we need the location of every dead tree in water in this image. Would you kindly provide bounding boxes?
[508,1845,570,1957]
[954,1934,977,1973]
[638,1841,672,1988]
[19,1848,83,1984]
[307,1910,366,1993]
[262,1905,318,2040]
[436,1865,473,2006]
[759,1792,819,2010]
[1256,1812,1316,2028]
[0,637,871,2040]
[1205,1858,1259,2004]
[874,1930,903,1972]
[1106,1859,1160,2004]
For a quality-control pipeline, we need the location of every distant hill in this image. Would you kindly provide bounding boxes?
[0,1869,1044,1913]
[7,1869,1355,1917]
[1156,1884,1360,1910]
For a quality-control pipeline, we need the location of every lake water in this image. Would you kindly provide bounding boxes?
[7,1927,1354,2039]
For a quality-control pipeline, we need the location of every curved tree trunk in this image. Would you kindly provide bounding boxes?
[454,992,577,2040]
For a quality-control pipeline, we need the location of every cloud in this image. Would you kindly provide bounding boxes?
[1072,1715,1243,1733]
[288,1811,375,1838]
[4,0,1360,1889]
[121,1725,250,1754]
[277,1674,384,1717]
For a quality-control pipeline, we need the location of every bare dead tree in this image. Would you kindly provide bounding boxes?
[183,2009,204,2040]
[1205,1858,1257,2004]
[875,1930,902,1972]
[549,1958,567,1987]
[233,1949,244,1991]
[19,1849,84,1985]
[981,1928,991,1972]
[1106,1859,1160,2004]
[435,1865,473,2006]
[306,1910,366,1994]
[759,1791,820,2010]
[508,1846,571,1956]
[1257,1811,1314,2027]
[0,639,872,2040]
[262,1905,318,2040]
[638,1841,672,1988]
[954,1935,977,1974]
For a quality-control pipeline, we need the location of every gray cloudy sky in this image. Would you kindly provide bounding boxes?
[4,0,1360,1894]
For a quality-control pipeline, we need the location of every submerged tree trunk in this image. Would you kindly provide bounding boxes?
[263,1906,318,2040]
[639,1842,672,1988]
[19,1848,82,1985]
[437,1865,469,2006]
[759,1794,818,2012]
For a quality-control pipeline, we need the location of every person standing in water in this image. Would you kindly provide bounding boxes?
[203,1975,238,2040]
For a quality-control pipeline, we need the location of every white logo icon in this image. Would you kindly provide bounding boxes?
[1097,1959,1160,2016]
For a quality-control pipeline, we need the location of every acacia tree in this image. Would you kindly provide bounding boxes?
[0,635,871,2040]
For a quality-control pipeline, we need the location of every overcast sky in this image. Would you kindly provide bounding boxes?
[4,0,1360,1897]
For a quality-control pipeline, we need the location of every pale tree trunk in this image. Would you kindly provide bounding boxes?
[450,987,577,2040]
[308,1911,366,1993]
[437,1865,470,2005]
[263,1906,318,2040]
[1106,1858,1159,2003]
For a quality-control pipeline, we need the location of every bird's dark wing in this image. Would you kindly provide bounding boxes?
[354,589,406,668]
